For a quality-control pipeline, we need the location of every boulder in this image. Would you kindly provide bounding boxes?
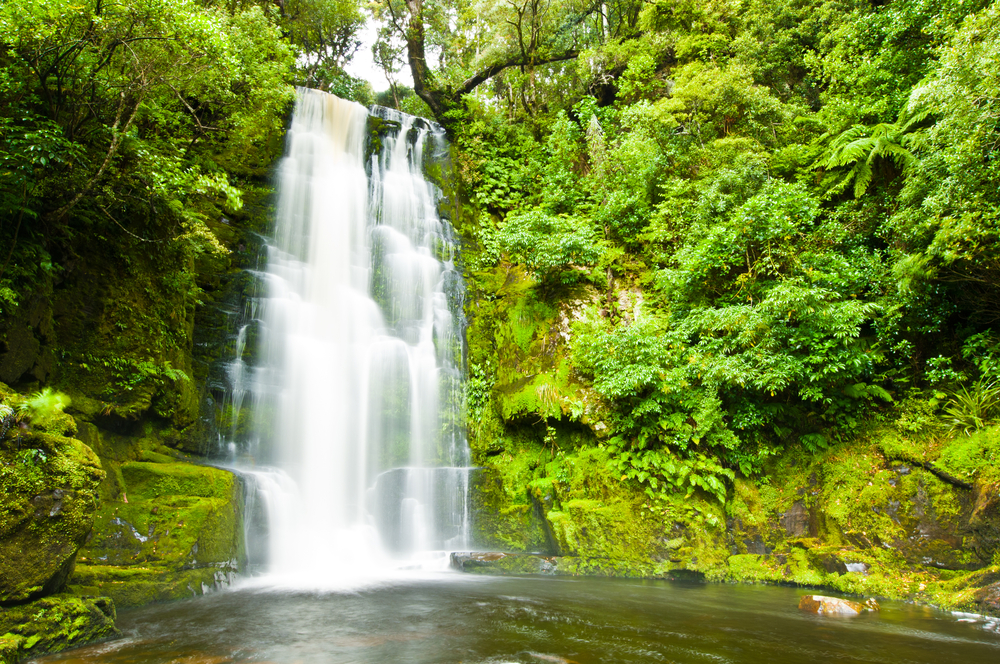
[450,551,557,575]
[798,595,879,615]
[0,428,104,603]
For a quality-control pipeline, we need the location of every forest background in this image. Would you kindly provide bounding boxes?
[2,0,1000,612]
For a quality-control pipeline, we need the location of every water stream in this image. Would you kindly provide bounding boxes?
[33,577,1000,663]
[224,88,470,584]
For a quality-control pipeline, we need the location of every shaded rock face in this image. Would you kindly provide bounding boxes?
[0,417,104,603]
[968,483,1000,563]
[975,581,1000,615]
[780,501,812,537]
[0,594,120,663]
[0,323,42,386]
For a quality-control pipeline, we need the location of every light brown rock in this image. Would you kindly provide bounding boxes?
[798,595,879,615]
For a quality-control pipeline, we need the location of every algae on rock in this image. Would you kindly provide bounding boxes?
[67,455,245,608]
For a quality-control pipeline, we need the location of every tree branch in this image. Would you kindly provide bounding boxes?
[457,50,579,96]
[885,454,974,491]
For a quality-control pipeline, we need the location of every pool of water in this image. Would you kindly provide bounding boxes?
[34,574,1000,664]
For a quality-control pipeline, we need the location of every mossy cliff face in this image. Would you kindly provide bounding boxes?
[0,186,265,662]
[460,252,1000,616]
[0,384,104,604]
[0,236,199,428]
[0,184,272,452]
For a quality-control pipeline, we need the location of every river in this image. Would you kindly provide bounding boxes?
[33,574,1000,663]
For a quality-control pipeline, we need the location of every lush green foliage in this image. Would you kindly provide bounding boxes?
[0,0,300,311]
[4,0,998,507]
[441,0,1000,499]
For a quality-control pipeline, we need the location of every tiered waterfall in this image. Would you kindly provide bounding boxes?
[231,88,470,582]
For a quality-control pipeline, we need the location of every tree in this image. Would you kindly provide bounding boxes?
[278,0,366,90]
[0,0,295,247]
[810,109,927,198]
[371,0,605,127]
[495,208,602,288]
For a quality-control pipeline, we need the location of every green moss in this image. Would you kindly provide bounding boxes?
[0,414,104,603]
[121,461,234,501]
[937,427,1000,484]
[0,594,119,663]
[67,564,234,608]
[468,390,1000,614]
[68,460,243,607]
[457,189,1000,615]
[452,552,558,575]
[471,442,551,552]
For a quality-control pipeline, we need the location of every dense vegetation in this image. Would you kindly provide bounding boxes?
[367,0,1000,502]
[0,0,375,416]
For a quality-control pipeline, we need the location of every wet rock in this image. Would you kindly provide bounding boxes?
[975,581,1000,617]
[817,554,849,575]
[968,482,1000,562]
[798,595,879,615]
[66,460,244,608]
[743,535,770,555]
[450,551,557,575]
[888,478,984,571]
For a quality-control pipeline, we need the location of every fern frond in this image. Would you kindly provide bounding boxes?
[877,142,915,166]
[826,137,873,168]
[853,162,873,198]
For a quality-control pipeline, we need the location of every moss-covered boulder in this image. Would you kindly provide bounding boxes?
[0,594,119,664]
[66,457,244,607]
[0,390,104,603]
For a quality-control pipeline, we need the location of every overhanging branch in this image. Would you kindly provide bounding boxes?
[457,50,580,96]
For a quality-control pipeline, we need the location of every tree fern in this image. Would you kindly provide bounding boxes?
[810,108,930,198]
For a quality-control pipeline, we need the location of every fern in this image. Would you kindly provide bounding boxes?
[944,380,1000,434]
[810,108,929,198]
[18,388,71,419]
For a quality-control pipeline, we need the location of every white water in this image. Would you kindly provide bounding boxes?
[228,89,470,586]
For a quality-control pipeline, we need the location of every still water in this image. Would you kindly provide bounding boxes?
[34,575,1000,664]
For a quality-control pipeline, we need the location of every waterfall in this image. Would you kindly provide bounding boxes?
[232,88,470,583]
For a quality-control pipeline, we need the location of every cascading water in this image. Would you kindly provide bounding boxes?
[229,88,471,584]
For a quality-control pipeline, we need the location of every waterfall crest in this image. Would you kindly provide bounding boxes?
[234,88,470,584]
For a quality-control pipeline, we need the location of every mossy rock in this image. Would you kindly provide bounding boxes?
[66,563,237,608]
[0,427,104,603]
[469,465,552,553]
[68,460,244,606]
[450,551,558,575]
[0,594,119,663]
